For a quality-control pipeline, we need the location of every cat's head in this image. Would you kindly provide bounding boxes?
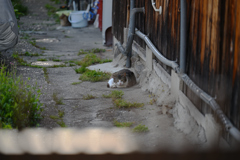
[114,73,127,83]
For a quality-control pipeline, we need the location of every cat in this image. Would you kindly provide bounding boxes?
[107,69,137,88]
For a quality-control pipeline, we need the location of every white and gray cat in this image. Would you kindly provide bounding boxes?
[107,69,136,88]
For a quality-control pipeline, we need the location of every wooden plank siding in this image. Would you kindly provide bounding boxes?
[112,0,240,131]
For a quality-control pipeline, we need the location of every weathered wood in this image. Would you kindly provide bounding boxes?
[112,0,240,131]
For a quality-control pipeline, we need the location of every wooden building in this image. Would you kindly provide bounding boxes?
[112,0,240,143]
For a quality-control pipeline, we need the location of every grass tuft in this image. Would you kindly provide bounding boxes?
[0,63,42,130]
[37,58,48,61]
[52,93,64,105]
[78,49,89,55]
[43,68,50,83]
[49,115,59,120]
[113,120,134,128]
[83,94,95,100]
[102,90,124,99]
[75,53,101,66]
[132,124,149,132]
[113,99,144,109]
[52,59,61,62]
[74,65,88,74]
[57,120,66,127]
[71,81,82,85]
[79,69,111,82]
[58,110,64,118]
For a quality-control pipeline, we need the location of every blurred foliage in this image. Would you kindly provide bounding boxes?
[11,0,28,19]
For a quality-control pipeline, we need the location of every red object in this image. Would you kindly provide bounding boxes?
[98,0,103,31]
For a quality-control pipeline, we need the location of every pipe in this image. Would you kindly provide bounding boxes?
[135,29,178,71]
[180,73,240,142]
[180,0,187,73]
[134,28,240,143]
[116,0,145,68]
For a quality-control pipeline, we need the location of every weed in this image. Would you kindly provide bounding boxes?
[45,4,58,16]
[52,93,63,105]
[76,53,101,66]
[40,47,47,50]
[19,51,40,57]
[74,65,88,74]
[12,52,26,64]
[89,48,106,53]
[79,69,111,82]
[57,120,66,127]
[78,49,89,55]
[132,124,149,132]
[12,52,44,68]
[43,68,50,83]
[58,110,64,118]
[12,0,28,19]
[69,60,75,63]
[52,59,61,62]
[45,4,60,23]
[0,63,42,130]
[50,64,67,68]
[71,81,82,85]
[49,115,59,120]
[113,120,134,128]
[29,40,37,46]
[69,63,76,67]
[21,33,30,40]
[149,98,156,105]
[37,58,48,61]
[83,94,95,100]
[102,90,124,99]
[49,109,65,127]
[64,35,71,38]
[113,99,144,109]
[100,59,112,63]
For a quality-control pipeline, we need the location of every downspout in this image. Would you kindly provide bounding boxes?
[180,0,187,74]
[116,0,145,68]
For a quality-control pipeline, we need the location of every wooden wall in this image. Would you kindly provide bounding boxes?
[112,0,240,131]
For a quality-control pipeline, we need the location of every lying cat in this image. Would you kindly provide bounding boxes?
[107,69,136,88]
